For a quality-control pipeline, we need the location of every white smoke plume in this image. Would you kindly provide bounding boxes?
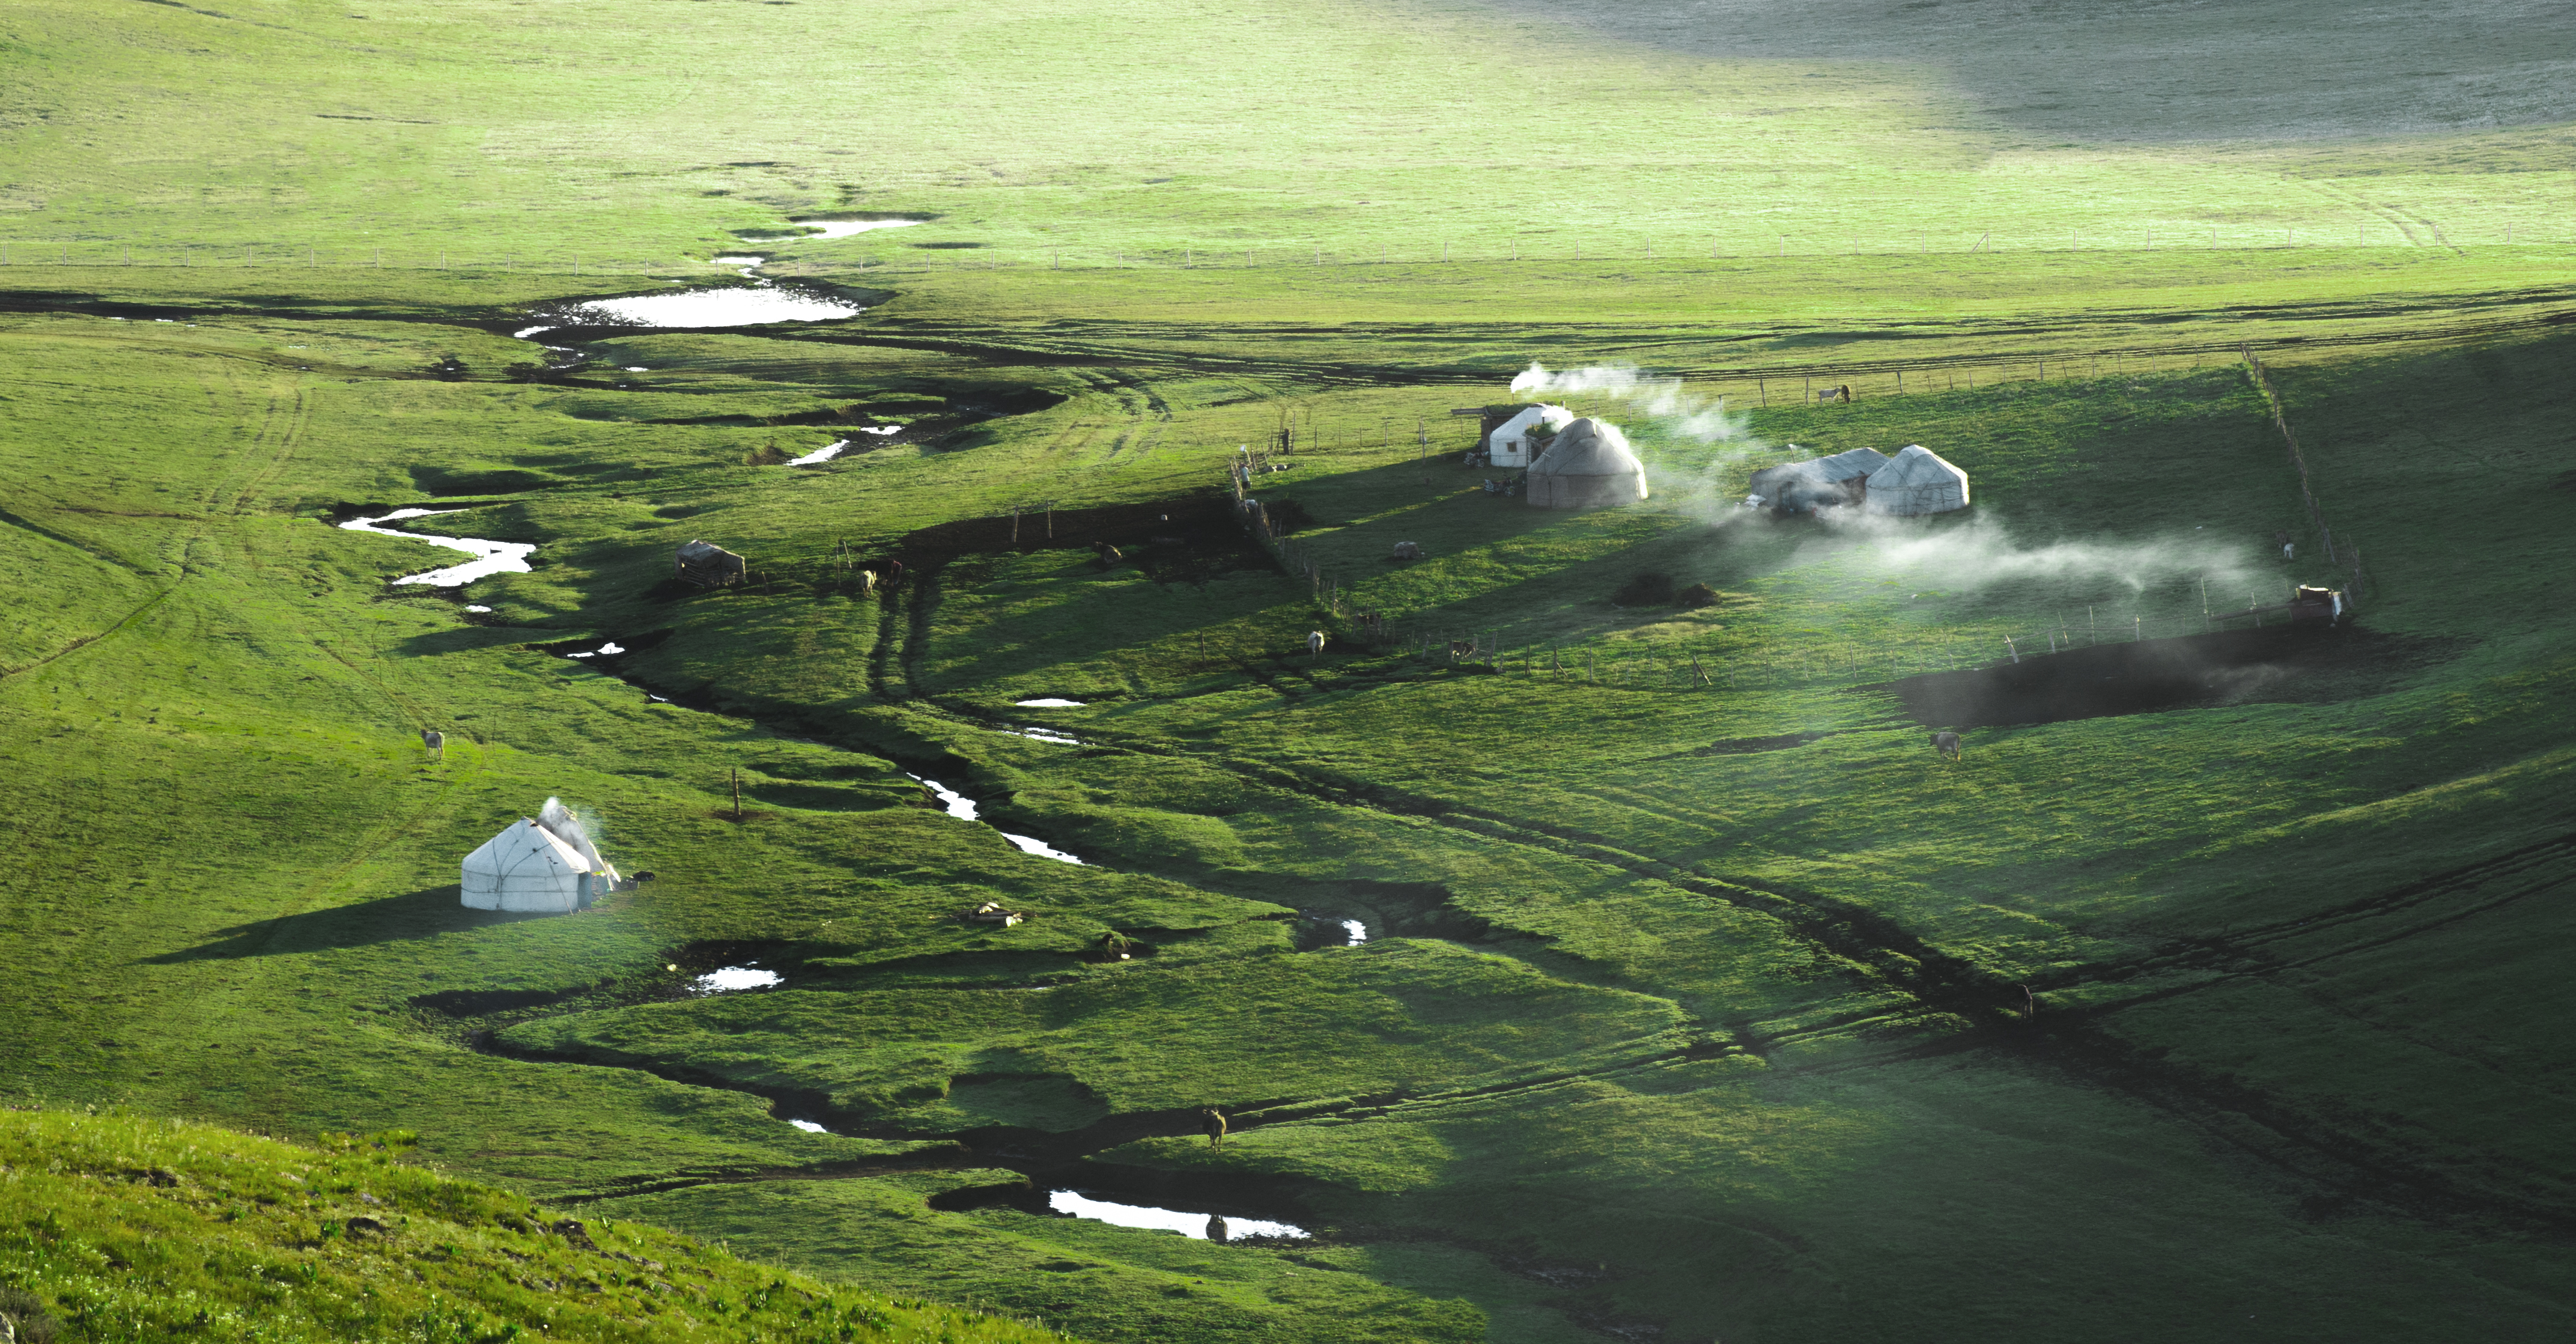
[1510,362,1749,445]
[1812,508,2259,597]
[538,797,607,872]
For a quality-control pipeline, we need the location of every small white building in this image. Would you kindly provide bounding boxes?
[1863,445,1971,515]
[461,798,619,913]
[1483,403,1575,469]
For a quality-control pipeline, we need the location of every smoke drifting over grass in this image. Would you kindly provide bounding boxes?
[1815,508,2258,597]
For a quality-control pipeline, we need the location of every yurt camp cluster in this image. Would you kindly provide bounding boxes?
[1463,403,1652,509]
[1464,403,1967,517]
[1746,444,1970,516]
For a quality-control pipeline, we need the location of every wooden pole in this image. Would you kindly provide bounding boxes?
[732,767,743,821]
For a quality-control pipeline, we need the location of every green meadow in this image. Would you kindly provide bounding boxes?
[3,2,2574,1342]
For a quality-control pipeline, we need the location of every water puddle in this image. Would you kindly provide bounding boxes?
[338,509,536,587]
[744,218,926,242]
[1047,1191,1309,1242]
[907,773,1086,866]
[1015,698,1086,708]
[564,641,627,660]
[998,723,1083,746]
[788,439,852,466]
[691,966,783,994]
[787,1119,830,1134]
[1340,919,1368,946]
[465,604,493,613]
[550,285,867,330]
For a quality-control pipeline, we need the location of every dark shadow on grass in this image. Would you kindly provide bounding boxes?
[141,885,560,962]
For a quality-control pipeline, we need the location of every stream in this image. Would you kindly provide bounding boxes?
[907,773,1086,865]
[337,509,536,586]
[1048,1191,1310,1242]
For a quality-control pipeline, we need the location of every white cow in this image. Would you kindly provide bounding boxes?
[1307,631,1326,660]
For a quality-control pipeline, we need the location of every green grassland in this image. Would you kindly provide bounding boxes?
[0,1107,1066,1343]
[5,1,2576,1342]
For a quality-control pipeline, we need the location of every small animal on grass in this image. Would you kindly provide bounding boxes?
[1093,541,1123,567]
[1200,1107,1228,1148]
[1391,540,1420,561]
[1448,639,1476,661]
[421,728,443,759]
[1307,630,1326,658]
[1931,731,1961,761]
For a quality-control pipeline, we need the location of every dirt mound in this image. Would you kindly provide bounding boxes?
[1895,625,2447,728]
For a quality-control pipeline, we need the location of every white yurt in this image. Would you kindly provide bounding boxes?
[461,798,619,913]
[1526,418,1649,509]
[1746,446,1889,512]
[1484,403,1574,469]
[1863,445,1971,515]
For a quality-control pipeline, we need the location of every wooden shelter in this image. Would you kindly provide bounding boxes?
[675,539,747,586]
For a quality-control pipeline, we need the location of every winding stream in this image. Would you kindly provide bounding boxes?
[337,509,536,586]
[1048,1191,1310,1242]
[908,773,1086,865]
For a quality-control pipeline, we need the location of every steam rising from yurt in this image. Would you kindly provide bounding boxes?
[461,797,621,913]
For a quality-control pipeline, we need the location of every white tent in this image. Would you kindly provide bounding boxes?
[1526,418,1649,509]
[1484,403,1573,469]
[1747,446,1889,512]
[1863,445,1970,515]
[461,802,618,913]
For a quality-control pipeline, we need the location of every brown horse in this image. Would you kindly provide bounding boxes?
[1931,731,1961,761]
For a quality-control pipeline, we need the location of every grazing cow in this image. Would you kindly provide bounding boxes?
[1931,731,1961,761]
[1307,630,1326,660]
[1200,1107,1229,1148]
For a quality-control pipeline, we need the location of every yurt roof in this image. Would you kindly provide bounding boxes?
[1865,444,1967,488]
[1814,446,1892,480]
[1495,403,1573,439]
[1530,418,1644,477]
[463,818,591,878]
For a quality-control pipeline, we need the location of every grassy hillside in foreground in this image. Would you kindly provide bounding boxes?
[0,1108,1072,1343]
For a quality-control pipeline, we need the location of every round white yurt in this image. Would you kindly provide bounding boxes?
[461,800,618,913]
[1862,444,1971,515]
[1526,418,1649,510]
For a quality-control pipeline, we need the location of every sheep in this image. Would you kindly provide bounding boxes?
[1931,731,1961,761]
